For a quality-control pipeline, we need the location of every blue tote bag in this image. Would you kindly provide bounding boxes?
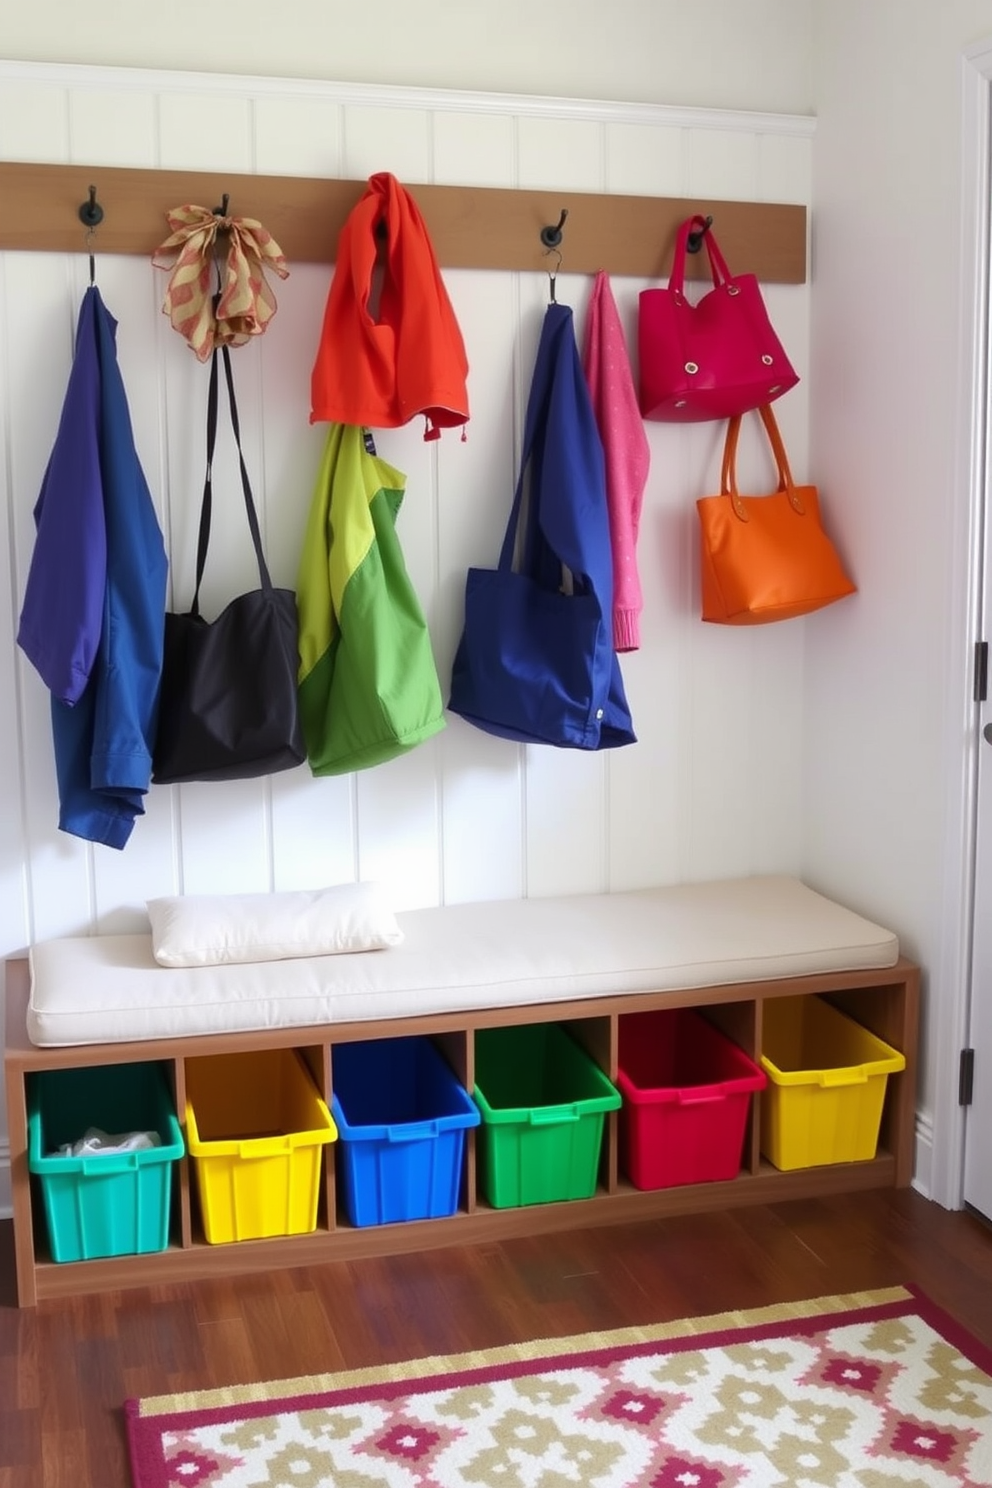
[448,303,635,750]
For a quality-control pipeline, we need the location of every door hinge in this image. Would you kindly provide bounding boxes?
[960,1047,975,1106]
[975,641,988,703]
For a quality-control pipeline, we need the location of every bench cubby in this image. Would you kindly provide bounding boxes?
[4,953,920,1307]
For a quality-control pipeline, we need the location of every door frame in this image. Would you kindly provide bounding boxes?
[929,37,992,1211]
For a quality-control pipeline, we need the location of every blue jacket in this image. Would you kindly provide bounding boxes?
[17,287,168,848]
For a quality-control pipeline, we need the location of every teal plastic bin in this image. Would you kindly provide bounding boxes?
[28,1062,184,1262]
[474,1023,621,1208]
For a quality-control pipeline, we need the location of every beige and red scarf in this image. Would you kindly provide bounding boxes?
[153,206,289,361]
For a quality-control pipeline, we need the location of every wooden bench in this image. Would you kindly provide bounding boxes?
[3,877,920,1307]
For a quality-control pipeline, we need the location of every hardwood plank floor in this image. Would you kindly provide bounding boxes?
[2,1189,992,1487]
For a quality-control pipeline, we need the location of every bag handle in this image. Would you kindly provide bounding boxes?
[496,308,568,578]
[668,214,734,301]
[190,343,274,617]
[721,404,806,523]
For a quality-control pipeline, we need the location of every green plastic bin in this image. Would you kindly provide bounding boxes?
[473,1023,621,1208]
[28,1062,184,1263]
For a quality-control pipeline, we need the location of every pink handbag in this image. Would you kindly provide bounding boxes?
[638,215,799,423]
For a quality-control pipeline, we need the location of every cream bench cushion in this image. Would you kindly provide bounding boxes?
[26,875,900,1048]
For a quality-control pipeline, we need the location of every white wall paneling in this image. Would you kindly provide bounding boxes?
[0,62,814,1215]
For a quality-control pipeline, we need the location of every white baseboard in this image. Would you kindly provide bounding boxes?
[911,1111,936,1202]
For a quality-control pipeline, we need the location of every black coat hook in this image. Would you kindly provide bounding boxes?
[686,215,714,254]
[213,193,230,218]
[540,208,568,249]
[78,186,103,286]
[77,185,104,231]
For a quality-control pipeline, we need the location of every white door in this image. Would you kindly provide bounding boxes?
[965,625,992,1220]
[959,40,992,1222]
[963,211,992,1219]
[963,253,992,1217]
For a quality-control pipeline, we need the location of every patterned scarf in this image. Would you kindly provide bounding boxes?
[153,206,289,361]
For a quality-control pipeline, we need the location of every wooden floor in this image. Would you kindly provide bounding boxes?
[2,1188,992,1487]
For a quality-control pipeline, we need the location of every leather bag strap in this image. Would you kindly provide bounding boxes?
[190,343,274,615]
[720,404,806,523]
[668,214,733,300]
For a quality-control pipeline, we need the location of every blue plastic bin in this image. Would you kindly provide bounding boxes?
[331,1037,480,1226]
[28,1062,184,1262]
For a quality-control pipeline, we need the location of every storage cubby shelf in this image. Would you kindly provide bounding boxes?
[4,954,918,1306]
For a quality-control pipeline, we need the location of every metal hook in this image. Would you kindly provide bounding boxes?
[540,209,568,301]
[544,245,563,302]
[210,194,232,294]
[540,208,568,250]
[77,184,104,231]
[77,186,104,285]
[686,214,714,254]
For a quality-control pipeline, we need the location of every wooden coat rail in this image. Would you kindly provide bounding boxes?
[0,162,807,283]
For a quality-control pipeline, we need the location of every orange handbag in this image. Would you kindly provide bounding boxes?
[697,405,856,625]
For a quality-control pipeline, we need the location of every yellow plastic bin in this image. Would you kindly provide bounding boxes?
[185,1048,337,1243]
[759,995,905,1170]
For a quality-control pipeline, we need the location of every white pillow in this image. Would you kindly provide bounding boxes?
[146,882,403,968]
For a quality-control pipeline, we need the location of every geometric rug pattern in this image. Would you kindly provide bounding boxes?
[125,1285,992,1487]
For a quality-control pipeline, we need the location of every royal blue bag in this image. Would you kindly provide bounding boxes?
[448,303,635,750]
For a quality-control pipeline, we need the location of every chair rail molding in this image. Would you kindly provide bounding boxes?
[0,59,818,135]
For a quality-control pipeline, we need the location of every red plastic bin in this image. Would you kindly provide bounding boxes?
[617,1007,766,1190]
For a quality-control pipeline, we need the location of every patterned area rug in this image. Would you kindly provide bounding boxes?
[125,1285,992,1487]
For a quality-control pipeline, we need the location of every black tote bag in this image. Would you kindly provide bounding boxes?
[152,345,305,784]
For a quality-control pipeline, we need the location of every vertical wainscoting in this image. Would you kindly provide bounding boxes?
[0,63,813,1212]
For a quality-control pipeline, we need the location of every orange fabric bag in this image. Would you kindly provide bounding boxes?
[697,405,856,625]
